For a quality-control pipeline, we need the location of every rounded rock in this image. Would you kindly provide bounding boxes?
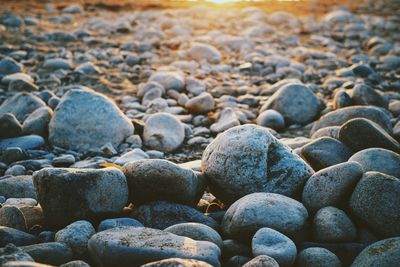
[297,247,341,267]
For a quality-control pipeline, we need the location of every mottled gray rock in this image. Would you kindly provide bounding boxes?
[302,162,363,212]
[0,57,22,78]
[88,227,221,267]
[0,206,27,232]
[20,242,74,266]
[351,237,400,267]
[114,148,149,166]
[189,43,221,64]
[256,110,285,131]
[297,247,341,267]
[149,71,185,91]
[21,107,53,137]
[242,255,279,267]
[339,118,400,153]
[0,113,22,139]
[0,135,44,151]
[130,201,219,230]
[0,244,34,265]
[252,228,297,267]
[0,226,37,247]
[209,108,240,133]
[311,106,392,135]
[0,92,46,122]
[33,167,128,228]
[49,89,134,152]
[97,218,143,232]
[0,175,36,199]
[301,137,353,171]
[312,207,356,243]
[43,58,72,70]
[55,220,95,255]
[222,193,308,241]
[260,83,320,125]
[123,159,205,206]
[348,148,400,178]
[185,93,215,114]
[352,84,388,108]
[142,258,213,267]
[4,165,26,176]
[202,125,313,205]
[60,260,90,267]
[349,172,400,238]
[165,223,223,248]
[143,113,185,152]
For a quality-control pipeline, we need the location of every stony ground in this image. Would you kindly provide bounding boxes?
[0,1,400,267]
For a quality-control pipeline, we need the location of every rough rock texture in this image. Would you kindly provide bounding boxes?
[33,167,128,228]
[122,159,205,206]
[202,125,314,205]
[351,237,400,267]
[222,193,308,241]
[349,172,400,238]
[48,89,134,152]
[88,227,221,267]
[0,92,46,122]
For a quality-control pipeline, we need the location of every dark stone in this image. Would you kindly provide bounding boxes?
[0,113,22,139]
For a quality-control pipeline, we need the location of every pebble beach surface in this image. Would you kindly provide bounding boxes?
[1,1,400,266]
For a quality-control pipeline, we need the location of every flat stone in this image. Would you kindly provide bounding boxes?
[0,226,37,247]
[130,201,219,230]
[149,71,185,92]
[20,242,74,266]
[0,135,44,151]
[88,227,221,267]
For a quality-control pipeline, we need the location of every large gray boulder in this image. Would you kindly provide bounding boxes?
[202,124,313,205]
[260,83,320,125]
[222,193,308,241]
[88,227,221,267]
[33,167,128,228]
[48,89,134,152]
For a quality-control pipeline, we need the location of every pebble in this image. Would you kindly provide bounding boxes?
[348,148,400,178]
[33,167,128,228]
[88,227,221,267]
[0,226,37,247]
[352,83,388,108]
[0,57,23,78]
[185,92,215,114]
[0,244,35,265]
[242,255,279,267]
[296,247,341,267]
[0,175,37,199]
[52,154,75,167]
[123,159,205,206]
[312,206,357,243]
[114,148,149,165]
[4,164,26,176]
[349,171,400,238]
[189,43,222,64]
[256,110,285,131]
[97,218,143,232]
[302,162,363,212]
[260,83,320,125]
[130,201,219,230]
[222,193,308,241]
[20,242,74,266]
[351,237,400,267]
[43,58,73,70]
[202,125,313,205]
[209,108,240,133]
[0,92,46,122]
[21,107,53,137]
[149,71,185,92]
[164,222,223,248]
[60,260,91,267]
[55,220,95,255]
[8,79,38,92]
[300,137,353,171]
[0,205,27,231]
[143,113,185,152]
[252,227,297,267]
[49,89,134,152]
[0,113,22,139]
[339,118,400,153]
